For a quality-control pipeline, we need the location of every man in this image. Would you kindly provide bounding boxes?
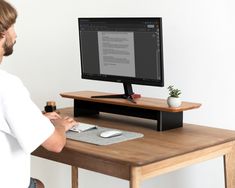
[0,1,77,187]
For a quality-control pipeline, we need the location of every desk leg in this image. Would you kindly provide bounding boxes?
[224,142,235,188]
[130,167,141,188]
[72,166,78,188]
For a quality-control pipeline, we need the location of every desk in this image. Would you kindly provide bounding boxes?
[32,108,235,188]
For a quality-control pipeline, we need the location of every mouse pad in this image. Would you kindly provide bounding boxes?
[66,126,144,146]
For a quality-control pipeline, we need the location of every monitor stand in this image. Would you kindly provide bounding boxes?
[91,83,141,103]
[60,91,201,131]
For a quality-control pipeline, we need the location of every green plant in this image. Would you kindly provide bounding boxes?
[167,85,181,98]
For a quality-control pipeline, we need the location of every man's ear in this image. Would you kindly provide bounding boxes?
[1,32,6,38]
[0,32,6,40]
[0,34,6,45]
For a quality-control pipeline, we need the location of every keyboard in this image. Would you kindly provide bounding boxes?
[69,122,97,133]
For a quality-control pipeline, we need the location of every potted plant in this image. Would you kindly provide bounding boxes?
[167,85,182,107]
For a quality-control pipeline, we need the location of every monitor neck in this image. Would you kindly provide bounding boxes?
[90,82,141,103]
[123,83,134,97]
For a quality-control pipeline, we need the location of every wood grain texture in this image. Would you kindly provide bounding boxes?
[33,146,130,180]
[71,166,78,188]
[32,107,235,188]
[40,107,235,167]
[60,91,201,112]
[130,167,141,188]
[224,142,235,188]
[140,141,235,180]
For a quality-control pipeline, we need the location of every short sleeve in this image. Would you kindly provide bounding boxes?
[2,76,55,154]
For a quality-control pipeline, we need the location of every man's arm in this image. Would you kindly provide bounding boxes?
[42,113,77,153]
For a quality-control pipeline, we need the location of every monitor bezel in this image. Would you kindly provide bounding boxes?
[78,17,164,87]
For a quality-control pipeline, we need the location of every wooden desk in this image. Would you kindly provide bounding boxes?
[32,108,235,188]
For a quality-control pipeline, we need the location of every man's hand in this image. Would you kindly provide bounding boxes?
[51,116,77,132]
[42,115,78,153]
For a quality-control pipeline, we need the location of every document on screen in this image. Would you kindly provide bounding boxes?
[98,31,136,77]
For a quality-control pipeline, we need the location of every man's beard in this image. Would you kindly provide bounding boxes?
[3,37,15,56]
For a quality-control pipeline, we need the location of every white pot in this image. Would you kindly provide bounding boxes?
[167,97,181,107]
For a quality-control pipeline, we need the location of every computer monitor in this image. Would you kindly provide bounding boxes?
[78,17,164,102]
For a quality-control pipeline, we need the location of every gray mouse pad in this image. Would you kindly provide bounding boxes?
[66,126,144,146]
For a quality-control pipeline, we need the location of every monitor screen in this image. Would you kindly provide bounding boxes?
[78,18,164,100]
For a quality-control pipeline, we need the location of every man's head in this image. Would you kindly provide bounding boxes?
[0,0,17,59]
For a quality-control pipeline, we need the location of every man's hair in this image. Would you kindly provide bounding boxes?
[0,0,17,39]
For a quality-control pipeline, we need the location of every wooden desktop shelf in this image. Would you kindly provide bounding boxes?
[60,91,201,131]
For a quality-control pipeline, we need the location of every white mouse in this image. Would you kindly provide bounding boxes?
[99,130,123,138]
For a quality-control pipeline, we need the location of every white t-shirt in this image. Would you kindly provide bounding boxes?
[0,70,55,188]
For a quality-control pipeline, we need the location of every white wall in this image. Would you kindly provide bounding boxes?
[3,0,235,187]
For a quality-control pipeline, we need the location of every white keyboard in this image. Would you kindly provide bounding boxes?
[69,122,97,133]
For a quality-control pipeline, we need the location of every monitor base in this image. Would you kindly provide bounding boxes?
[91,83,141,103]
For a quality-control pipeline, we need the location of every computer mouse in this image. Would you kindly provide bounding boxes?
[99,130,123,138]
